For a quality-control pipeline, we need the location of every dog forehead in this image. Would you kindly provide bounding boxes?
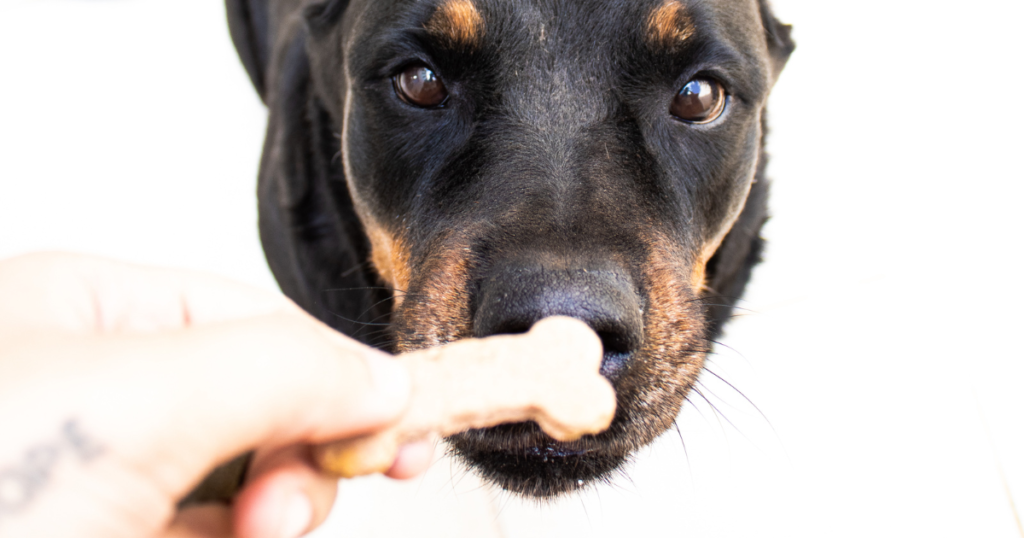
[349,0,748,43]
[344,0,771,77]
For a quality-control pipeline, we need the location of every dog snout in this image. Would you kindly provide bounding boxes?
[472,263,643,379]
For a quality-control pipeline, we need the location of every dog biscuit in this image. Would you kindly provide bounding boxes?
[314,316,616,478]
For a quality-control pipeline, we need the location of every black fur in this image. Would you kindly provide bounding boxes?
[223,0,792,499]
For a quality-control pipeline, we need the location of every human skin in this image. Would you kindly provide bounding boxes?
[0,253,432,538]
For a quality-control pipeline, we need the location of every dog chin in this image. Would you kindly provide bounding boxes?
[447,422,628,498]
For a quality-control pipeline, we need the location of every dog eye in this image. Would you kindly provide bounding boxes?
[394,65,448,108]
[670,78,726,124]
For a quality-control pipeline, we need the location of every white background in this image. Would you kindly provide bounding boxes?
[1,0,1022,536]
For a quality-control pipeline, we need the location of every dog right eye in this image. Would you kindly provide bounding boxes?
[670,78,726,124]
[393,65,448,108]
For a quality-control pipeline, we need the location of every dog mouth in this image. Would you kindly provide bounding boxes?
[389,238,707,498]
[447,422,628,498]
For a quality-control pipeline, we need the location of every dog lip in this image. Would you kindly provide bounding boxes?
[452,423,607,455]
[522,444,597,458]
[467,437,601,460]
[450,423,628,497]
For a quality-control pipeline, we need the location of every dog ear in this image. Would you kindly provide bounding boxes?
[304,0,351,36]
[758,0,795,78]
[301,0,352,122]
[226,0,272,101]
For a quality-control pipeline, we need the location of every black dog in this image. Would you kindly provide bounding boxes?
[224,0,792,499]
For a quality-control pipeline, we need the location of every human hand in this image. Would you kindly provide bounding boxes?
[0,253,432,538]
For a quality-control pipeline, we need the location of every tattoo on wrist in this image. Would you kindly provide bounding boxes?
[0,419,105,520]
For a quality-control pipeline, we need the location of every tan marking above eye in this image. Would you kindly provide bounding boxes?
[425,0,484,49]
[647,0,694,48]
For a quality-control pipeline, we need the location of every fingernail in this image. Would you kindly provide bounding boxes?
[363,352,411,415]
[387,439,436,479]
[279,492,312,538]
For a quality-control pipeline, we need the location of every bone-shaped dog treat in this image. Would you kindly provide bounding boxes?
[314,316,616,478]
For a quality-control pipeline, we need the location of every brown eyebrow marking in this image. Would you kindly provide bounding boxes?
[647,0,694,48]
[425,0,485,49]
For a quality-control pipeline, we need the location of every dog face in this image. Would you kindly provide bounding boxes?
[229,0,791,497]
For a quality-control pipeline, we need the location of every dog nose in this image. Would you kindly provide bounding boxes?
[473,265,643,379]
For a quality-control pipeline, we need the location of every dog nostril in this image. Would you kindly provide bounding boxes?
[486,318,533,338]
[472,264,643,381]
[596,328,632,356]
[595,327,636,380]
[480,319,636,380]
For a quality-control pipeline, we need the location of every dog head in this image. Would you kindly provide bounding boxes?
[228,0,792,497]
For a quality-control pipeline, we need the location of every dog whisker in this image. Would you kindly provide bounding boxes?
[320,285,419,296]
[703,338,747,360]
[323,309,391,327]
[352,325,393,340]
[697,292,748,303]
[359,328,397,340]
[338,260,372,278]
[683,394,710,426]
[693,381,765,451]
[687,385,732,435]
[699,303,759,314]
[347,299,398,338]
[577,492,592,531]
[701,367,788,452]
[491,484,515,521]
[701,367,771,425]
[671,421,693,478]
[354,326,394,339]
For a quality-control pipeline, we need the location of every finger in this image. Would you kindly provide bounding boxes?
[234,446,337,538]
[9,312,411,503]
[0,252,297,335]
[162,505,233,538]
[385,439,436,480]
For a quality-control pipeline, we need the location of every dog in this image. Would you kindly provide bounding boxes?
[224,0,792,499]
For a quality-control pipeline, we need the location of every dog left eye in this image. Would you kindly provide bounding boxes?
[670,78,726,124]
[394,65,448,108]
